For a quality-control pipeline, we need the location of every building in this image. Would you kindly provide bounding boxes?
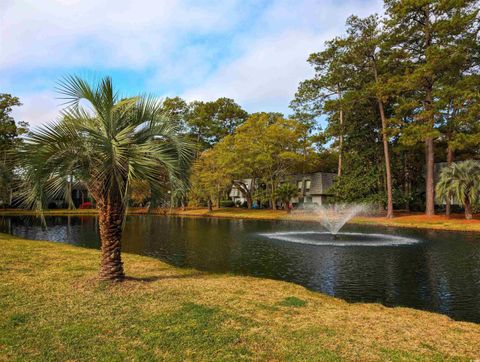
[287,172,336,205]
[48,183,90,209]
[229,172,336,206]
[229,179,254,205]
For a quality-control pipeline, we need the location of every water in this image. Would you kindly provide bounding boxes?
[1,215,479,323]
[294,203,369,234]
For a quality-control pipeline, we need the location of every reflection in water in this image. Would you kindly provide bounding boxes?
[1,215,479,323]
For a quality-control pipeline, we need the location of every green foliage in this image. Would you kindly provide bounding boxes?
[190,113,311,208]
[187,97,248,149]
[0,94,26,207]
[275,183,299,208]
[159,96,190,133]
[189,147,231,207]
[129,179,151,207]
[18,76,193,214]
[329,161,385,204]
[291,1,480,212]
[219,200,235,207]
[436,160,480,218]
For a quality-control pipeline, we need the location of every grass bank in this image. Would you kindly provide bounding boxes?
[1,234,479,361]
[2,207,480,232]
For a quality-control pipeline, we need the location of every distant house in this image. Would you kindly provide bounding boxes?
[49,183,90,209]
[286,172,336,205]
[229,172,336,206]
[229,179,254,205]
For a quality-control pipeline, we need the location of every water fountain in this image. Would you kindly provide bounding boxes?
[261,203,418,247]
[309,203,367,236]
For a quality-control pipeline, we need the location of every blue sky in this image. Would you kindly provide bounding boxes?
[0,0,383,128]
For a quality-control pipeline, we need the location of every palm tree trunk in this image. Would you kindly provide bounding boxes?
[464,197,472,220]
[97,199,125,281]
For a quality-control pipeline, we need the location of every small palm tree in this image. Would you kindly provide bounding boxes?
[436,160,480,220]
[276,183,299,212]
[19,76,193,281]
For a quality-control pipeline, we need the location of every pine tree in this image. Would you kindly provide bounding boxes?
[344,15,398,217]
[385,0,479,215]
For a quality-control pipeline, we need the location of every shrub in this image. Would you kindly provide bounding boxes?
[220,200,235,207]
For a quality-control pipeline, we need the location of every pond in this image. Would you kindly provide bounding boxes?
[1,214,479,323]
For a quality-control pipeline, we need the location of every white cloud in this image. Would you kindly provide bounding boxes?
[183,0,384,114]
[11,91,61,129]
[0,0,244,69]
[182,30,328,112]
[2,0,385,125]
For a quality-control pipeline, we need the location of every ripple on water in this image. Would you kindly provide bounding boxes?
[259,231,420,247]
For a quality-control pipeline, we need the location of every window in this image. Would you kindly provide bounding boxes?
[305,180,311,191]
[297,180,303,190]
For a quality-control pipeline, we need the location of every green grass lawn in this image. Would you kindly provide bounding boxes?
[1,234,479,361]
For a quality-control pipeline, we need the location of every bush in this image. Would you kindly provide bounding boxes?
[220,200,235,207]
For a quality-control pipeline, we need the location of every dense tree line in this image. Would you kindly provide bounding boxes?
[0,94,27,207]
[189,112,321,209]
[2,1,479,217]
[292,0,480,216]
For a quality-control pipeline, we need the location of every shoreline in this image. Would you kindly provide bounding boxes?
[1,233,479,360]
[2,207,480,233]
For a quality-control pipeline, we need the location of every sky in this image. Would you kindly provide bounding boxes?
[1,0,384,129]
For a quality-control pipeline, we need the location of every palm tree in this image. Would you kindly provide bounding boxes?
[19,76,193,281]
[436,160,480,220]
[275,183,299,212]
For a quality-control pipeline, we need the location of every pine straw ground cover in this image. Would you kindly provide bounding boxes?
[1,234,479,361]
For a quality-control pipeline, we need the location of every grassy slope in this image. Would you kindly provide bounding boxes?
[1,234,479,361]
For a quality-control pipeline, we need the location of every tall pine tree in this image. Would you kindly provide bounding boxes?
[385,0,479,215]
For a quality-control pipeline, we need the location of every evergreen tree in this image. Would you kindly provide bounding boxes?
[385,0,480,215]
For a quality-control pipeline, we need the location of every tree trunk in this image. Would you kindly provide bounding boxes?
[464,197,472,220]
[97,199,125,281]
[373,65,393,218]
[445,146,454,216]
[207,198,213,211]
[337,145,343,177]
[423,5,435,216]
[425,137,435,215]
[233,181,253,209]
[338,97,344,178]
[271,179,277,210]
